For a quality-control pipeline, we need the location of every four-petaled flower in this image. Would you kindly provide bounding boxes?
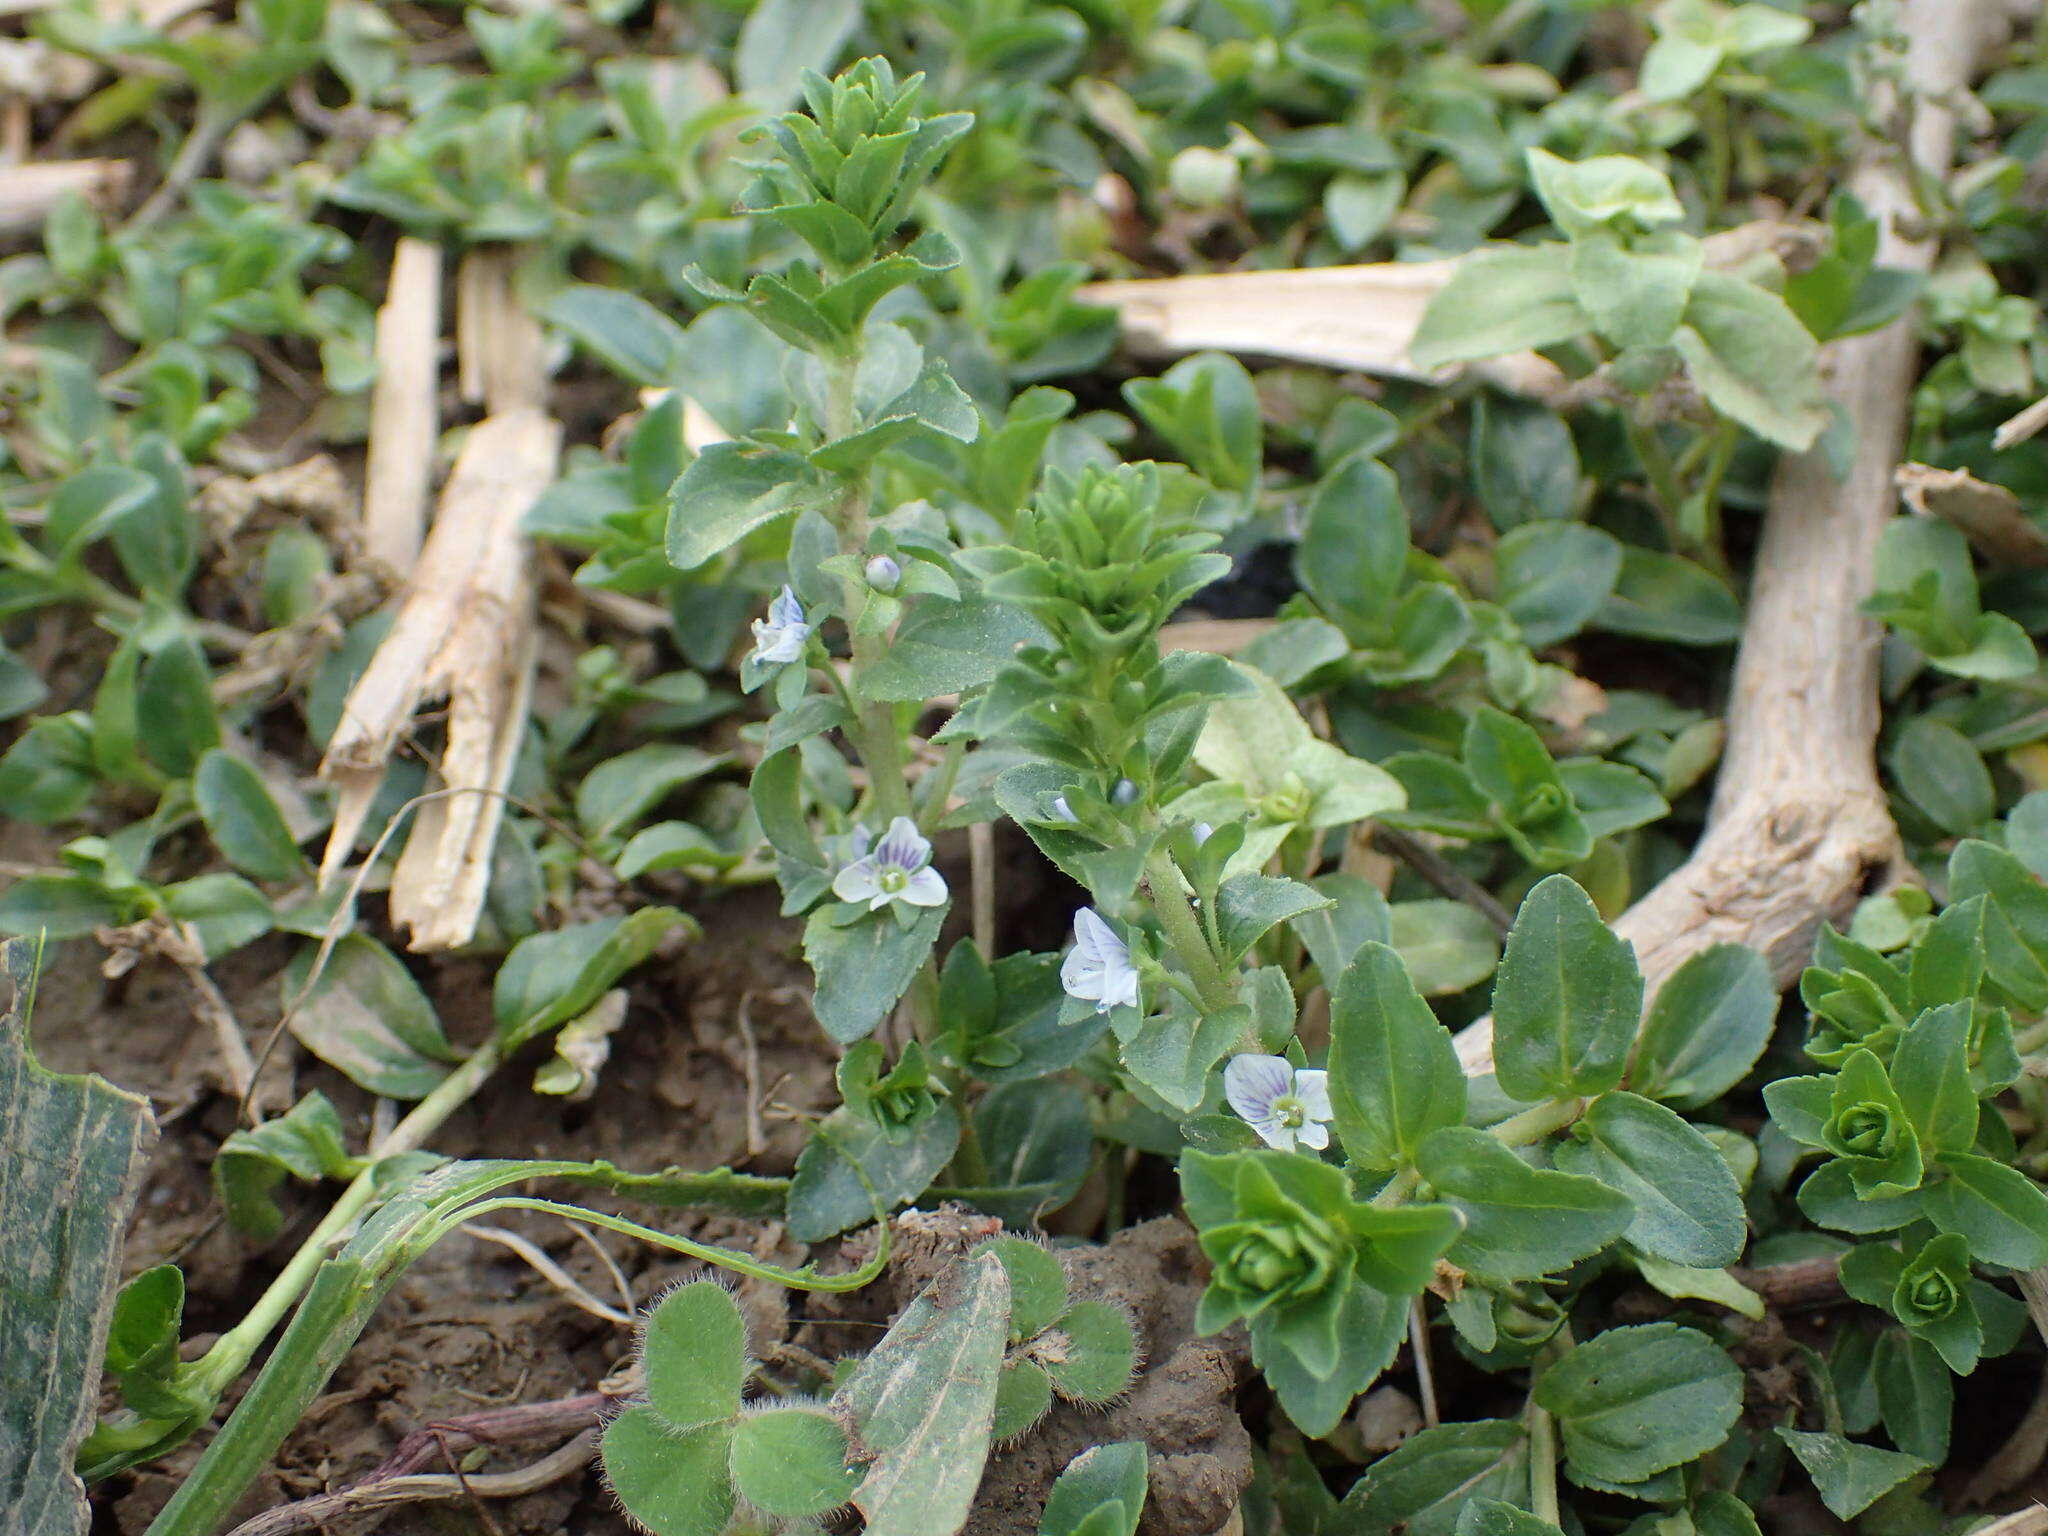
[1225,1055,1333,1153]
[1061,907,1139,1013]
[832,816,947,910]
[749,585,810,667]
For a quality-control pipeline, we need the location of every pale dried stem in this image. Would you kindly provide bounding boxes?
[318,398,559,950]
[0,159,130,236]
[362,237,443,570]
[456,246,546,414]
[1079,220,1814,398]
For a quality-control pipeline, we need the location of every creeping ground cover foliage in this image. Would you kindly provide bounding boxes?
[13,1,2048,1534]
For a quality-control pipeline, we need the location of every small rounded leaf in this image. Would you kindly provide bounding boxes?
[600,1408,735,1536]
[641,1280,747,1431]
[991,1358,1055,1441]
[976,1235,1069,1340]
[728,1405,858,1518]
[1040,1301,1137,1405]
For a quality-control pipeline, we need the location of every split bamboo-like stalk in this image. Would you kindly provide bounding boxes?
[319,246,559,951]
[0,159,129,236]
[361,237,443,570]
[319,408,559,947]
[1452,0,1999,1073]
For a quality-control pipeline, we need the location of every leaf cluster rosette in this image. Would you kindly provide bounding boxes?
[1180,1148,1461,1434]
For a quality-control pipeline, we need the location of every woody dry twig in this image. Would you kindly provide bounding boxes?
[1451,0,1998,1072]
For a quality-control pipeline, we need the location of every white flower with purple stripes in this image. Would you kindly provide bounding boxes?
[1224,1054,1333,1153]
[832,816,947,911]
[1060,907,1139,1013]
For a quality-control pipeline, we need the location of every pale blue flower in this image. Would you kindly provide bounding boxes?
[1061,907,1139,1013]
[832,816,947,911]
[749,585,810,667]
[1050,795,1077,822]
[1224,1055,1333,1153]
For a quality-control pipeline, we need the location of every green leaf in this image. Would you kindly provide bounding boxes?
[1922,1151,2048,1268]
[1455,1501,1566,1536]
[1496,522,1622,646]
[1113,1000,1244,1115]
[1673,271,1828,451]
[1571,233,1701,352]
[601,1411,736,1536]
[1389,900,1501,994]
[1039,1442,1148,1536]
[1472,396,1582,531]
[1534,1322,1742,1485]
[1596,547,1742,644]
[857,594,1049,702]
[1215,874,1331,964]
[0,941,156,1536]
[541,285,688,386]
[729,1407,858,1518]
[136,635,219,779]
[1040,1300,1137,1405]
[212,1090,359,1240]
[1873,1331,1951,1464]
[1341,1420,1529,1536]
[804,903,946,1044]
[1629,944,1776,1109]
[1327,941,1466,1171]
[1556,1091,1747,1266]
[1419,1126,1633,1280]
[575,744,726,839]
[666,442,826,572]
[1890,718,1994,834]
[0,875,133,941]
[1122,352,1262,492]
[1492,875,1643,1101]
[640,1277,748,1431]
[838,1250,1010,1536]
[194,750,307,881]
[283,934,460,1099]
[1630,1254,1764,1319]
[735,0,859,106]
[493,908,694,1051]
[1526,149,1683,236]
[787,1103,960,1242]
[1774,1429,1928,1520]
[1410,247,1586,370]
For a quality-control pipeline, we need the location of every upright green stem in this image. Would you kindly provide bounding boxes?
[820,348,914,826]
[191,1037,503,1396]
[1702,89,1733,226]
[1620,412,1688,550]
[1490,1096,1586,1149]
[1143,847,1235,1016]
[1528,1398,1561,1525]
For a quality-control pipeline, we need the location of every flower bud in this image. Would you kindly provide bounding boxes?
[865,554,902,591]
[1111,778,1141,807]
[1170,145,1240,208]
